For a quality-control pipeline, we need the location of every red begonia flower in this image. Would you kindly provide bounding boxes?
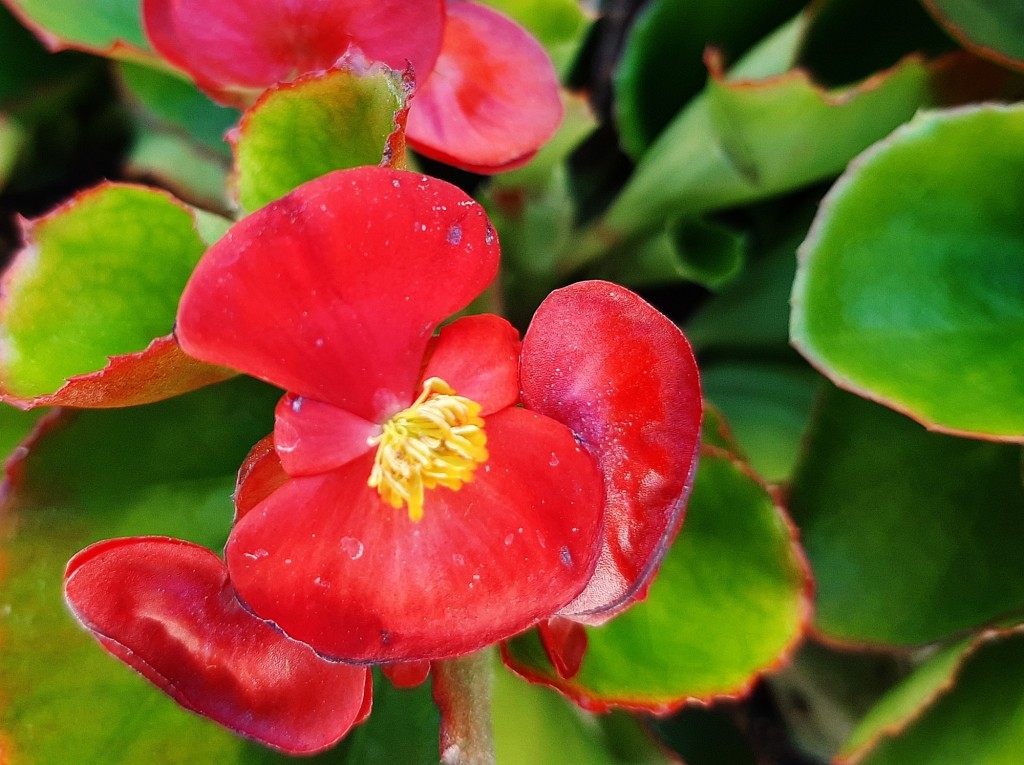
[142,0,562,173]
[64,537,370,754]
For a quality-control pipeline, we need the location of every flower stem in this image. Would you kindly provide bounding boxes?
[432,648,496,765]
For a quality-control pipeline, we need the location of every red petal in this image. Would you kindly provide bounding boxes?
[234,434,288,521]
[420,314,521,415]
[521,281,702,623]
[275,393,379,477]
[406,1,563,173]
[225,407,604,663]
[381,661,431,688]
[537,617,588,679]
[176,167,499,423]
[143,0,444,101]
[64,537,370,754]
[0,335,234,410]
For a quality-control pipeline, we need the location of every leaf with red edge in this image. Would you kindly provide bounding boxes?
[521,280,702,622]
[0,183,232,409]
[407,0,563,173]
[840,626,1024,764]
[503,445,810,711]
[141,0,443,103]
[922,0,1024,73]
[1,0,157,60]
[176,167,500,424]
[65,537,370,754]
[226,407,604,663]
[232,64,411,213]
[0,379,303,762]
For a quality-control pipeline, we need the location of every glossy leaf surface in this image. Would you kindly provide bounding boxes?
[233,65,407,212]
[792,104,1024,440]
[789,387,1024,646]
[0,183,229,406]
[504,446,809,710]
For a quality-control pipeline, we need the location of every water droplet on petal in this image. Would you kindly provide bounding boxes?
[504,534,514,546]
[560,546,572,568]
[549,452,560,467]
[290,397,304,413]
[340,537,364,560]
[447,224,463,245]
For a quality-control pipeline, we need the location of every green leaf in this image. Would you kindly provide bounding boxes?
[701,361,821,483]
[0,184,207,399]
[0,379,289,763]
[0,114,24,188]
[3,0,153,56]
[233,65,408,212]
[923,0,1024,72]
[476,0,588,73]
[0,4,82,105]
[505,447,809,708]
[851,628,1024,764]
[119,62,238,157]
[788,387,1024,646]
[614,0,805,158]
[125,128,231,213]
[0,403,47,463]
[791,103,1024,440]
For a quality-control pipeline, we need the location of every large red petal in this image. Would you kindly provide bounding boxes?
[406,1,563,173]
[420,314,521,415]
[521,281,702,623]
[176,167,499,423]
[143,0,444,101]
[64,537,370,754]
[225,407,604,663]
[234,434,288,521]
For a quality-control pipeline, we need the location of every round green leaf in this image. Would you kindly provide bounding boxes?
[0,184,209,400]
[232,65,408,213]
[505,447,810,709]
[788,387,1024,646]
[791,104,1024,440]
[923,0,1024,72]
[0,379,287,763]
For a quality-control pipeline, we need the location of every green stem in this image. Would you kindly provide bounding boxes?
[432,649,496,765]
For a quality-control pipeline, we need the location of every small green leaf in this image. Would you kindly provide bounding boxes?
[0,114,24,188]
[3,0,152,56]
[0,184,209,400]
[0,379,282,762]
[923,0,1024,72]
[126,128,230,212]
[850,628,1024,764]
[788,387,1024,646]
[233,65,408,212]
[791,103,1024,440]
[505,448,809,708]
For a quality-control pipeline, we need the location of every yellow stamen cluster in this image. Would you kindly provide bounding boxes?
[368,377,488,521]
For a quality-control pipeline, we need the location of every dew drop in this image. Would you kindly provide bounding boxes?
[313,576,330,589]
[560,546,572,568]
[340,537,364,560]
[504,534,514,546]
[484,225,495,246]
[549,452,560,467]
[391,178,401,188]
[314,338,324,348]
[446,224,463,245]
[453,553,465,566]
[284,558,293,565]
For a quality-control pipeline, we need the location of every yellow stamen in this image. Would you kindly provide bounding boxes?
[368,377,488,521]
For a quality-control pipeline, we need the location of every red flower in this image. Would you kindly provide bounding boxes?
[64,166,701,752]
[142,0,563,172]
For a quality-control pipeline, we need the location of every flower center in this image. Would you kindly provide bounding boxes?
[368,377,488,521]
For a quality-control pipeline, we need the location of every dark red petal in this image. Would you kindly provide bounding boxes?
[420,314,521,415]
[234,434,288,521]
[64,537,370,755]
[406,1,563,173]
[0,335,234,410]
[176,167,499,423]
[225,407,604,663]
[143,0,444,101]
[521,281,702,623]
[275,393,379,477]
[537,617,588,679]
[381,661,431,688]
